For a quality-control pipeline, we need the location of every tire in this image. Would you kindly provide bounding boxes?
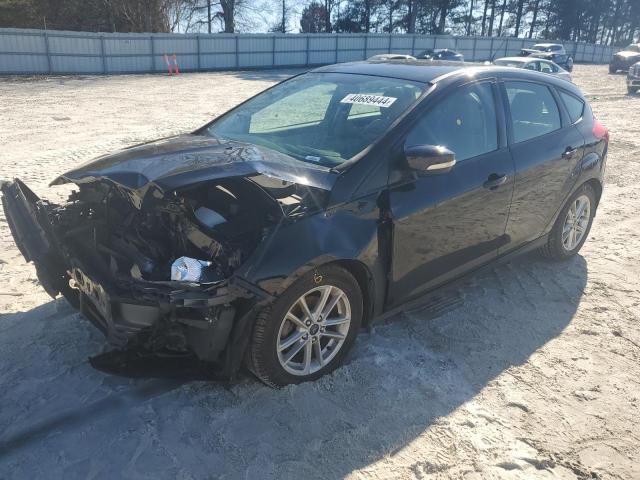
[246,264,363,387]
[609,65,616,74]
[629,86,638,95]
[540,183,597,261]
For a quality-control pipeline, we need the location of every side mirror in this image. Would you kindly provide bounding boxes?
[404,144,456,175]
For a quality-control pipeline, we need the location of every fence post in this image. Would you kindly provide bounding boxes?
[471,36,477,61]
[150,34,155,72]
[411,34,416,55]
[235,35,239,70]
[272,35,276,66]
[364,34,368,59]
[335,34,339,63]
[100,33,107,74]
[43,31,52,74]
[305,35,310,66]
[388,34,391,53]
[196,34,201,71]
[489,37,494,61]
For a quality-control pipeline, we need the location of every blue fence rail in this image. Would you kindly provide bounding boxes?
[0,28,617,75]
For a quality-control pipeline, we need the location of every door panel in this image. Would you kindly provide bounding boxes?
[388,150,514,306]
[386,80,514,307]
[501,81,585,250]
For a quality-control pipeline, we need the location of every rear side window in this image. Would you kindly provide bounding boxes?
[406,82,498,161]
[505,81,561,143]
[559,91,585,123]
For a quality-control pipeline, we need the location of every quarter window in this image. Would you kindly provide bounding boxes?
[559,91,585,123]
[505,81,561,143]
[406,82,498,161]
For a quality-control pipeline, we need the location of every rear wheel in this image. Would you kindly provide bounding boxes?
[540,184,597,260]
[609,65,617,74]
[628,86,638,95]
[246,265,362,387]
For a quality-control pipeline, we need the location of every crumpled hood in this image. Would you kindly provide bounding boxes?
[52,134,337,202]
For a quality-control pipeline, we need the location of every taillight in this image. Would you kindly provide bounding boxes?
[593,116,609,143]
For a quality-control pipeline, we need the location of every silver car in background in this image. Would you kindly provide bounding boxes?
[494,57,572,82]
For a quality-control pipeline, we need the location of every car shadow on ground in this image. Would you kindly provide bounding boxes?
[0,252,588,478]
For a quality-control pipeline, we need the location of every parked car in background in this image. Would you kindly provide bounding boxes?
[610,44,640,73]
[416,48,464,62]
[628,62,640,94]
[520,43,574,72]
[494,57,572,82]
[368,54,416,61]
[2,61,608,387]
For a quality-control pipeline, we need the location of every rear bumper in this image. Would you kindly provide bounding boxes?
[1,179,264,367]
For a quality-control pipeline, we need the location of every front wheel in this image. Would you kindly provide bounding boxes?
[246,265,363,387]
[628,86,638,95]
[540,184,597,260]
[609,65,616,74]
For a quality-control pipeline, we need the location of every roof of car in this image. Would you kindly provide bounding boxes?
[310,60,582,94]
[495,57,529,63]
[497,56,552,64]
[534,43,562,47]
[312,60,469,83]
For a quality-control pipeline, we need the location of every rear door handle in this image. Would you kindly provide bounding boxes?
[483,173,508,190]
[562,146,578,159]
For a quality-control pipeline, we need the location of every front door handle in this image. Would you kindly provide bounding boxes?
[562,146,578,159]
[483,173,508,190]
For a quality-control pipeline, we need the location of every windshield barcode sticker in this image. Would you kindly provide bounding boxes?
[340,94,397,108]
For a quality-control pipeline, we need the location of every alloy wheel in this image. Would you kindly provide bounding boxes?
[276,285,351,376]
[562,194,591,251]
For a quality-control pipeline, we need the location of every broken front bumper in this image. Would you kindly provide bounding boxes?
[0,179,263,363]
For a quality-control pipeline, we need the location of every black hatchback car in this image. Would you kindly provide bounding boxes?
[2,61,608,387]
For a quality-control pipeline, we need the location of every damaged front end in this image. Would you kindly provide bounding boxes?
[1,138,333,374]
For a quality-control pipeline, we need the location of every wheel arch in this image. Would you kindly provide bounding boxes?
[328,259,376,328]
[584,178,603,209]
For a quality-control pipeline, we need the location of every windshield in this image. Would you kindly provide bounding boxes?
[206,72,425,167]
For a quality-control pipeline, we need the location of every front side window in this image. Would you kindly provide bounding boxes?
[505,81,561,143]
[628,45,640,53]
[406,82,498,161]
[207,73,425,167]
[559,91,585,123]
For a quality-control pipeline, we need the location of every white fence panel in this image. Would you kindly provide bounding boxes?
[0,28,617,75]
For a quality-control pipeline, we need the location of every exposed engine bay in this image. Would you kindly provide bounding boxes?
[1,134,337,374]
[1,173,327,371]
[47,175,321,287]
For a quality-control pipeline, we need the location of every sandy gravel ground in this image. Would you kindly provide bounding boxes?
[0,65,638,480]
